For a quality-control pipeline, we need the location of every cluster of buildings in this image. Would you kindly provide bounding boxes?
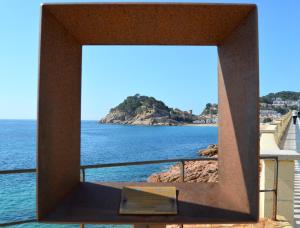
[259,110,281,122]
[192,105,218,124]
[190,97,300,125]
[192,114,218,124]
[261,97,300,109]
[272,97,300,107]
[260,97,300,122]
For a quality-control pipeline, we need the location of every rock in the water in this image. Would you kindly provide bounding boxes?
[147,160,218,183]
[148,144,218,183]
[197,144,218,157]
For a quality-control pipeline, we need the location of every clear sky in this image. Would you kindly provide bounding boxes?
[1,0,300,120]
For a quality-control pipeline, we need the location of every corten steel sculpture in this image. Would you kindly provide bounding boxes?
[37,3,259,225]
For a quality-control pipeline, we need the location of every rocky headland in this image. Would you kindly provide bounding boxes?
[147,144,218,183]
[99,94,197,126]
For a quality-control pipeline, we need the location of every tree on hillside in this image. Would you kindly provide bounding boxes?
[260,91,300,104]
[111,94,170,114]
[201,103,218,115]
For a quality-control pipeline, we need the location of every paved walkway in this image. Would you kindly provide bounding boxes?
[281,117,300,227]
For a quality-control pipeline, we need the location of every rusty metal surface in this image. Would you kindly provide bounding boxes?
[37,6,82,219]
[37,3,259,223]
[44,3,255,46]
[42,182,254,224]
[217,8,259,218]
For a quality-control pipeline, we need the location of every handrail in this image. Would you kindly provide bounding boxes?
[0,156,278,226]
[81,157,217,169]
[0,157,217,175]
[0,219,36,227]
[0,168,36,175]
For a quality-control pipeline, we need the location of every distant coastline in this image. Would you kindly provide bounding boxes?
[183,123,217,127]
[98,122,218,127]
[99,91,300,126]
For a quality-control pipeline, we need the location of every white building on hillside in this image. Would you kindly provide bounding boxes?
[272,98,285,107]
[260,110,281,119]
[272,97,300,108]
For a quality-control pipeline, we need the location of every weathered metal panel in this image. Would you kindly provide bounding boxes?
[218,8,259,218]
[37,8,82,219]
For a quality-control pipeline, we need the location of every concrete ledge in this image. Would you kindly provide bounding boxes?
[261,149,300,160]
[260,124,278,133]
[260,134,280,150]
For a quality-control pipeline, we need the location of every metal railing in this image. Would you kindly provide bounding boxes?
[0,156,278,227]
[80,157,217,183]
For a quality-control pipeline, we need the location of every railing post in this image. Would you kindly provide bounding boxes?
[260,154,296,224]
[81,168,85,182]
[272,157,279,221]
[180,161,185,182]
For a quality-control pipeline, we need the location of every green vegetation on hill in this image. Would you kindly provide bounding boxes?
[260,91,300,104]
[101,94,197,125]
[201,103,218,115]
[111,94,170,114]
[272,107,289,115]
[102,91,299,125]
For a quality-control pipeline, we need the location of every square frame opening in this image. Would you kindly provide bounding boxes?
[80,45,218,172]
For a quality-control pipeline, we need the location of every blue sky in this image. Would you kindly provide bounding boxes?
[1,0,300,120]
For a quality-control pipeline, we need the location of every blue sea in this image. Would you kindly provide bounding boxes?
[0,120,218,227]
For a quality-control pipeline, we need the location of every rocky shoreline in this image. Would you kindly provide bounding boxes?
[100,116,183,126]
[147,144,218,183]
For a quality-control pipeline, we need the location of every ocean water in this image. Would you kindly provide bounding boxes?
[0,120,218,227]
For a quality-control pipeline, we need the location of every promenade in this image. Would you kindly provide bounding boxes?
[281,118,300,227]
